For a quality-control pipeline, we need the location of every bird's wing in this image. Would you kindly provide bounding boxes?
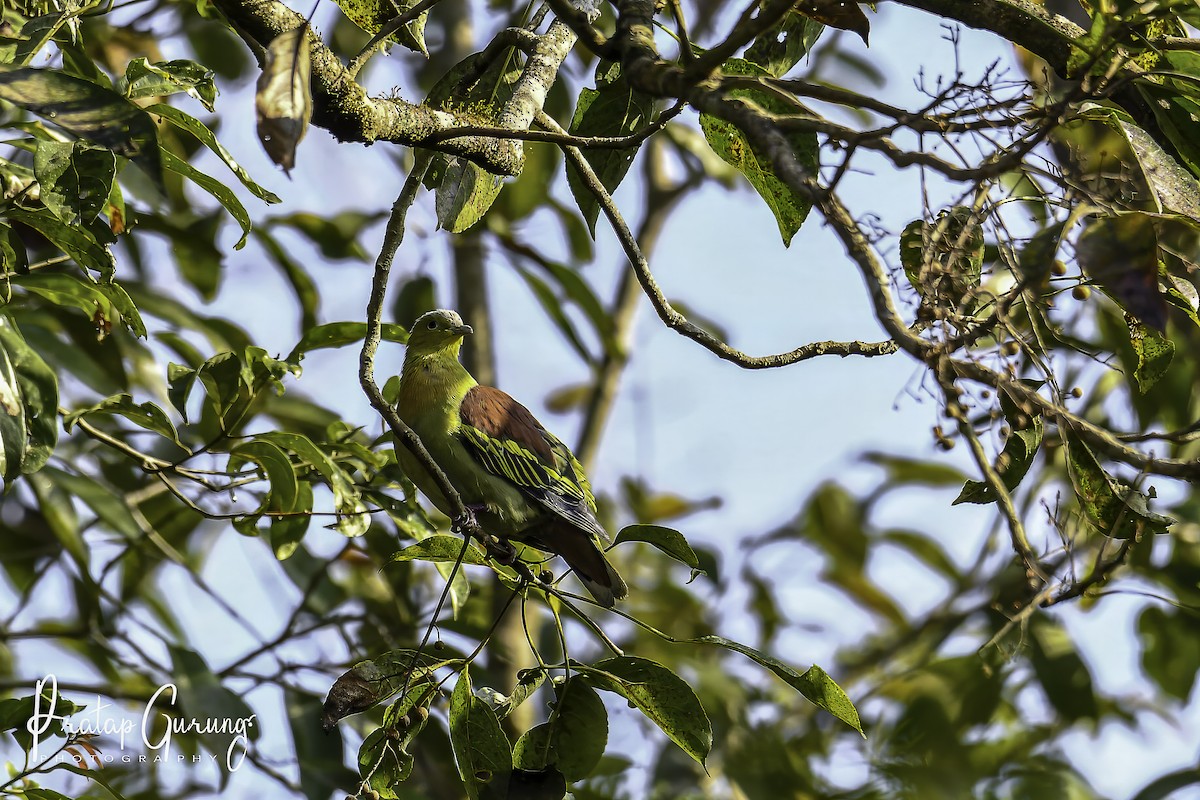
[458,384,607,541]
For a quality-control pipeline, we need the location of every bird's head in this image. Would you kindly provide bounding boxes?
[406,309,474,357]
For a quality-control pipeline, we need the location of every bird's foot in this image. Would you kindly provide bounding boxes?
[452,504,486,538]
[479,536,539,585]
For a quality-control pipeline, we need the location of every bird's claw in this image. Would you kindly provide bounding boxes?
[452,504,484,537]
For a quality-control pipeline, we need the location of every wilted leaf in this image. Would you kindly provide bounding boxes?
[256,25,312,175]
[322,650,451,730]
[1128,321,1174,393]
[900,206,985,311]
[1062,430,1173,538]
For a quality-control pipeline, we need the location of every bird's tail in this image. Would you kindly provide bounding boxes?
[535,523,628,608]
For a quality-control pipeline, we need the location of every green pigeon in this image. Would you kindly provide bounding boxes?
[394,309,628,607]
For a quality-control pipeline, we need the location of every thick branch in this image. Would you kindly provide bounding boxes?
[213,0,526,174]
[885,0,1083,75]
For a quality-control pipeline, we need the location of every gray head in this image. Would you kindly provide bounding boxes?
[407,309,474,355]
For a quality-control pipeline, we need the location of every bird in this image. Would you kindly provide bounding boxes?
[393,308,628,607]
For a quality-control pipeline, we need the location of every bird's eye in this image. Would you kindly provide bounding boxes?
[427,320,437,330]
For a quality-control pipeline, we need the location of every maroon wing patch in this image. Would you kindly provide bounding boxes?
[459,385,553,464]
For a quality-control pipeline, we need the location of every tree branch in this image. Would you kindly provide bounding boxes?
[540,111,902,369]
[212,0,526,174]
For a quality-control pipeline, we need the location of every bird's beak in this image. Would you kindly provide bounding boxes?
[453,324,474,336]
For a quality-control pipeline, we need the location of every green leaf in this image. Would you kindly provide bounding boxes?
[254,228,320,332]
[954,382,1045,505]
[613,524,705,580]
[332,0,427,55]
[266,210,382,261]
[268,481,312,560]
[1076,212,1166,331]
[29,469,83,565]
[863,451,968,487]
[392,274,436,329]
[358,727,417,799]
[436,158,505,233]
[11,10,75,67]
[286,321,408,365]
[228,438,306,557]
[169,645,259,769]
[0,316,58,479]
[512,676,607,782]
[424,48,521,232]
[63,393,181,445]
[33,140,115,225]
[1139,84,1200,181]
[583,656,711,766]
[1162,268,1200,327]
[495,667,546,721]
[690,636,863,735]
[43,466,139,539]
[15,272,120,329]
[1138,605,1200,702]
[449,666,513,800]
[0,329,26,484]
[123,58,217,111]
[745,11,825,77]
[1062,430,1173,538]
[167,363,198,421]
[1130,769,1200,800]
[565,61,661,236]
[148,103,280,204]
[358,683,436,798]
[698,58,818,245]
[389,534,491,567]
[0,222,29,274]
[5,206,114,277]
[512,264,592,364]
[0,64,161,186]
[1027,619,1097,721]
[160,148,252,249]
[286,689,358,800]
